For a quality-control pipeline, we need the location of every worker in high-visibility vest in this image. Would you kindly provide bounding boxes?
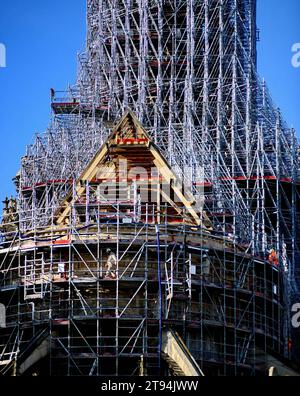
[268,249,279,266]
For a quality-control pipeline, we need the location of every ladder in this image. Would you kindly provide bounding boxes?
[24,255,49,300]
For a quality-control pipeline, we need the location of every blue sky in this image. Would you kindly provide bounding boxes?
[0,0,299,200]
[257,0,300,130]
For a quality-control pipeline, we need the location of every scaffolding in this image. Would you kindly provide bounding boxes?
[0,0,299,376]
[0,199,289,375]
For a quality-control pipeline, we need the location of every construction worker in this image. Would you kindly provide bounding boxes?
[105,248,117,279]
[268,249,279,266]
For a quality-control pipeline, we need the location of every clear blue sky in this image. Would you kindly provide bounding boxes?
[0,0,299,200]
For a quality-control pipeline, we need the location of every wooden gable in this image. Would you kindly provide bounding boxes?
[55,111,210,228]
